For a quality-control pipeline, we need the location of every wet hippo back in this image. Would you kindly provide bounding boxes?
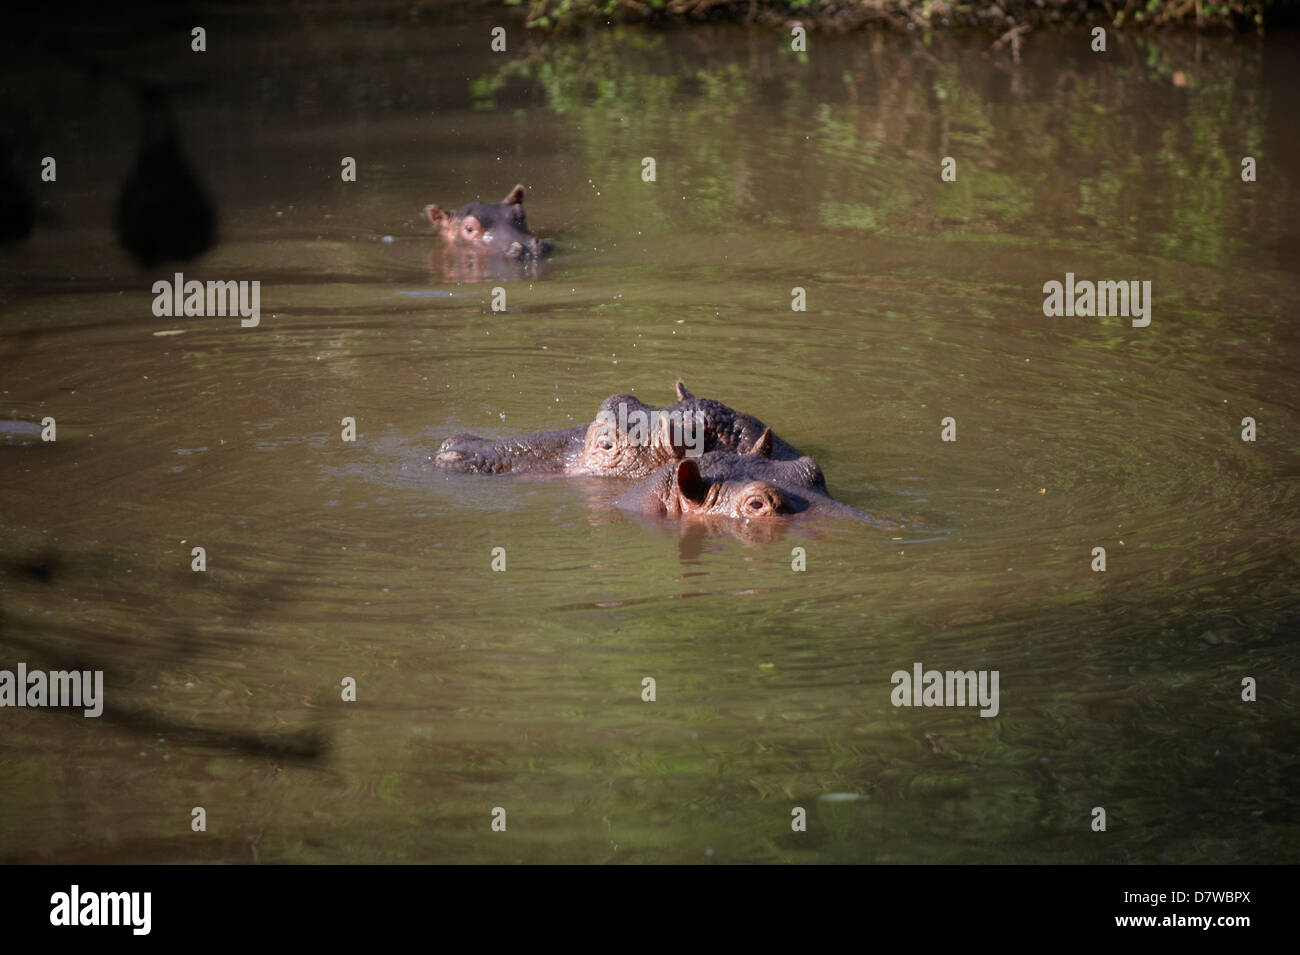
[435,380,818,483]
[571,381,823,484]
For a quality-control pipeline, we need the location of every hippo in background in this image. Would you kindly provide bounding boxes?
[614,433,871,523]
[433,381,819,482]
[424,184,553,260]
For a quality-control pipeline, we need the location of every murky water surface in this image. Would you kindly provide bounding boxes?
[2,8,1299,862]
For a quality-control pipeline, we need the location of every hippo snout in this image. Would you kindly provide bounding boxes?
[505,237,552,260]
[434,433,483,468]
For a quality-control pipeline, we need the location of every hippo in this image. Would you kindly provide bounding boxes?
[424,184,553,260]
[434,381,820,483]
[614,435,870,523]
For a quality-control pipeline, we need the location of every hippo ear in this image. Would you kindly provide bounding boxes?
[425,204,447,228]
[502,184,526,206]
[747,427,774,458]
[673,459,709,506]
[675,381,694,401]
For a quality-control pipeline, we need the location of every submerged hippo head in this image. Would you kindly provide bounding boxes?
[424,184,553,260]
[654,431,793,519]
[667,457,790,519]
[616,429,865,522]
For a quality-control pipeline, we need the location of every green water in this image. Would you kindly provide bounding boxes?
[2,7,1298,863]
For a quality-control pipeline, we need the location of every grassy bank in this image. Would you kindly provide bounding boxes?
[509,0,1282,32]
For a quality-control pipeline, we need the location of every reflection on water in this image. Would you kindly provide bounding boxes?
[427,244,551,284]
[2,6,1299,863]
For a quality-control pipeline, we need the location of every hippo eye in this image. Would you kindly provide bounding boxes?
[598,438,614,451]
[742,489,780,515]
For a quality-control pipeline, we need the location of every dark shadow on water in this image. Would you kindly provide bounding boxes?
[0,549,332,766]
[114,85,217,268]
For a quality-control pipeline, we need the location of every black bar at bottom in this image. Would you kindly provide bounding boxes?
[0,864,1286,941]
